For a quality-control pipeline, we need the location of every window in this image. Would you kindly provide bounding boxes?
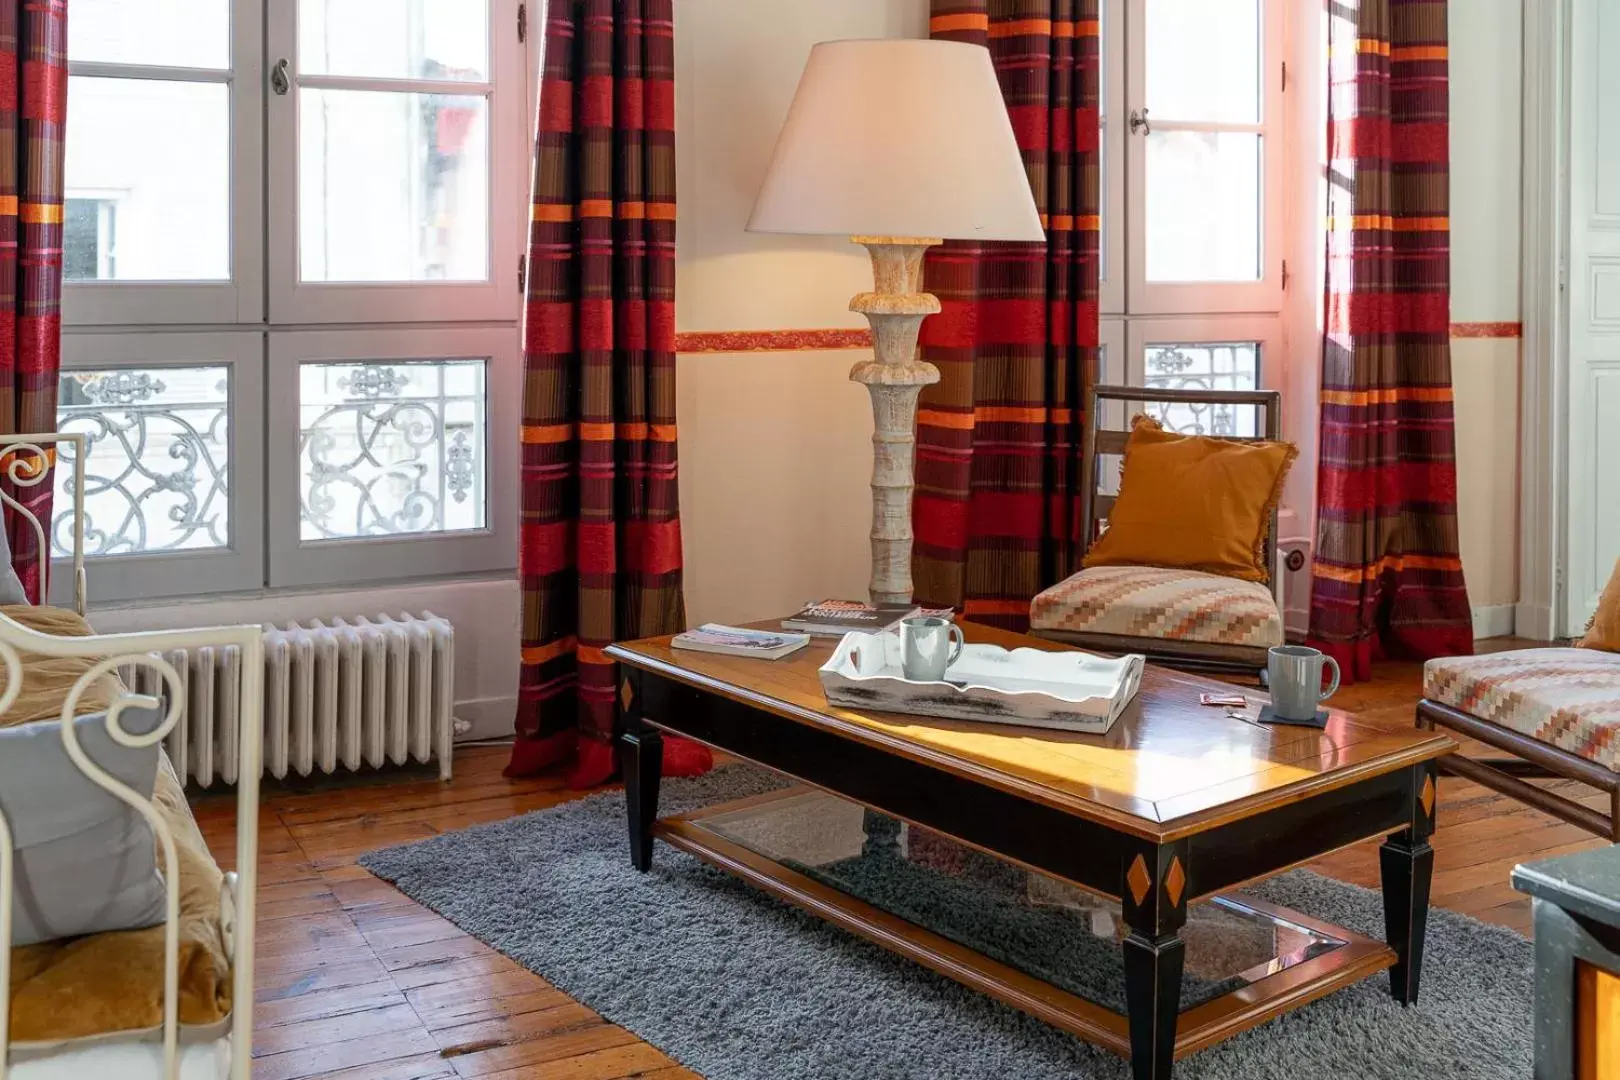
[52,334,264,605]
[64,197,121,281]
[1104,0,1289,415]
[57,366,232,554]
[297,359,489,541]
[60,0,525,600]
[267,328,517,589]
[268,0,526,322]
[63,0,261,324]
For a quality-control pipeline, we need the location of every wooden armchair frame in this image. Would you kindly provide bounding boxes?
[1032,384,1285,679]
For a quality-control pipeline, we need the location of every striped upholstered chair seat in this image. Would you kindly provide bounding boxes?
[1029,566,1284,664]
[1423,649,1620,770]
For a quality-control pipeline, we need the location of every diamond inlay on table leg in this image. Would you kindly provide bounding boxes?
[620,678,635,713]
[1420,775,1435,818]
[1164,855,1186,909]
[1126,854,1152,907]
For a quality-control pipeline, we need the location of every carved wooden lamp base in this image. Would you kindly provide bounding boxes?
[848,235,942,606]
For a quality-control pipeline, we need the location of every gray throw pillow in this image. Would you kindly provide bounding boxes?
[1,704,166,945]
[0,520,27,605]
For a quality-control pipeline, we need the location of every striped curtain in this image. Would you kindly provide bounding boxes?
[0,2,67,604]
[506,0,709,786]
[1309,0,1473,681]
[913,1,1099,631]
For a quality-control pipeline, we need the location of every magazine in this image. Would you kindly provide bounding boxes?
[672,624,811,660]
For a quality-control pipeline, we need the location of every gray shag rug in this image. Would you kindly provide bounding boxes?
[359,766,1532,1079]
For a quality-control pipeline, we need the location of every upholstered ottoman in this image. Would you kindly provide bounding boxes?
[1418,648,1620,841]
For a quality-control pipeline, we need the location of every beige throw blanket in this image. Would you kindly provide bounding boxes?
[2,604,232,1043]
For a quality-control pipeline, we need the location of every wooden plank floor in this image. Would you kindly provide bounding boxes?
[193,642,1601,1079]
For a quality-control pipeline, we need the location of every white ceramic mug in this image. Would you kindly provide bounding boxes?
[900,617,965,682]
[1267,645,1340,721]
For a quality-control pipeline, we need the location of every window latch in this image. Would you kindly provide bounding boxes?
[271,58,290,96]
[1128,108,1151,136]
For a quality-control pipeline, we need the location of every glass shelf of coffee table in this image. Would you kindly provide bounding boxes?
[657,780,1394,1055]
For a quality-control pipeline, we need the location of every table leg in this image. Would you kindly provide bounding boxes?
[1121,844,1188,1080]
[621,721,663,873]
[1123,929,1185,1080]
[1381,761,1438,1004]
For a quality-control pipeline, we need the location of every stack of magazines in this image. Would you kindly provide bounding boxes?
[671,624,810,659]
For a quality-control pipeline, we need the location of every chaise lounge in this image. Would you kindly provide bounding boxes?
[1418,563,1620,841]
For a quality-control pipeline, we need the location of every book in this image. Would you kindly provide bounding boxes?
[781,600,955,637]
[781,599,916,636]
[671,624,810,660]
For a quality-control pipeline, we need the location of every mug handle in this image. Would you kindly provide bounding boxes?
[1319,656,1341,703]
[947,624,965,666]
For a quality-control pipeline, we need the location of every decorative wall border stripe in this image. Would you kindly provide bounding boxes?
[675,329,872,353]
[1449,322,1522,339]
[675,323,1523,354]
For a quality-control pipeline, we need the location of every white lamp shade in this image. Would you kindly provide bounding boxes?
[747,39,1045,243]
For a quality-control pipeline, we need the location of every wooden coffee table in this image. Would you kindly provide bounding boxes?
[606,622,1454,1080]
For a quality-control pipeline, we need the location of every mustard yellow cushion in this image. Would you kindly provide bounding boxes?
[1082,416,1298,583]
[1579,559,1620,652]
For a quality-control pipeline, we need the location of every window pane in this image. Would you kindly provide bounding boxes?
[70,0,229,70]
[66,78,231,282]
[299,90,490,282]
[299,359,488,540]
[55,367,232,557]
[300,0,489,82]
[1142,343,1260,436]
[1145,131,1261,283]
[1145,0,1260,124]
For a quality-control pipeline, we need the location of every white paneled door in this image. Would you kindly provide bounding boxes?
[1565,0,1620,635]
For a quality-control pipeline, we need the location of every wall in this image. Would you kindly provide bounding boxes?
[1449,0,1524,637]
[673,0,930,626]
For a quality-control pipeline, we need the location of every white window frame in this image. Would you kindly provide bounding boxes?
[63,0,265,327]
[266,326,519,588]
[1099,317,1127,386]
[1100,0,1126,316]
[265,0,529,324]
[51,331,265,603]
[1122,0,1286,316]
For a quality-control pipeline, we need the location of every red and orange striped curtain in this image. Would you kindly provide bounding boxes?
[913,0,1099,630]
[1309,0,1473,680]
[0,1,67,603]
[506,0,709,786]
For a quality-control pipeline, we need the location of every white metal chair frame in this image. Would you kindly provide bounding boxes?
[0,433,261,1080]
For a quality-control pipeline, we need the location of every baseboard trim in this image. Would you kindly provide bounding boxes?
[1473,604,1517,641]
[1514,602,1557,642]
[455,695,518,743]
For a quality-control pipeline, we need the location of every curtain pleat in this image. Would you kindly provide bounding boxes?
[0,0,67,603]
[914,0,1099,631]
[1309,0,1473,681]
[507,0,707,786]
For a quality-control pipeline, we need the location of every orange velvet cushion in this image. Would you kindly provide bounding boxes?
[1082,416,1298,583]
[1579,559,1620,652]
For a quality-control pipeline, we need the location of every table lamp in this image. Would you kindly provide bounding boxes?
[747,38,1044,606]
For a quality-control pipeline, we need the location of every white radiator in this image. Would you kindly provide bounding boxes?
[121,612,455,787]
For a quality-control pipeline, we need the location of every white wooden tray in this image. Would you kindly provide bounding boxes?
[818,632,1145,735]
